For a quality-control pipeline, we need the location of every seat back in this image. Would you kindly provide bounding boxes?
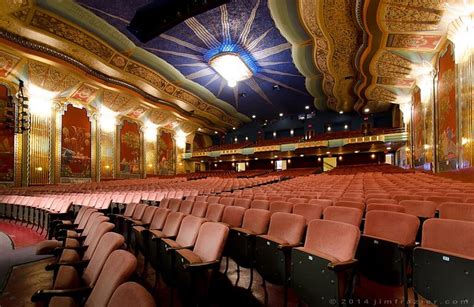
[335,200,365,212]
[149,208,170,230]
[267,213,306,245]
[162,212,185,237]
[323,206,362,227]
[250,199,269,210]
[178,200,194,215]
[241,209,271,234]
[221,206,245,227]
[205,204,224,222]
[233,198,251,209]
[219,197,234,206]
[439,202,474,222]
[191,201,208,218]
[159,198,170,209]
[107,282,155,307]
[192,222,229,263]
[82,232,125,287]
[207,196,220,204]
[421,219,474,258]
[85,250,137,307]
[175,215,206,247]
[77,209,98,230]
[141,206,158,225]
[122,203,138,218]
[366,204,405,213]
[364,211,419,245]
[400,200,437,218]
[307,198,333,209]
[304,219,360,262]
[269,201,292,214]
[131,204,147,220]
[83,221,115,260]
[168,199,182,212]
[293,204,322,224]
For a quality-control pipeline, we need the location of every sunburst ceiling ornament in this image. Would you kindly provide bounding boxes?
[209,53,254,87]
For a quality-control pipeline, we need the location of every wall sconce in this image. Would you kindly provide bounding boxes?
[144,121,158,142]
[245,162,249,166]
[271,160,274,164]
[175,130,186,149]
[338,156,342,161]
[290,129,294,136]
[35,166,43,172]
[371,153,376,159]
[287,159,291,163]
[28,84,54,119]
[317,157,321,162]
[104,165,110,169]
[100,106,118,133]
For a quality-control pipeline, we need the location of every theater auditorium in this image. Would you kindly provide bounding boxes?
[0,0,474,306]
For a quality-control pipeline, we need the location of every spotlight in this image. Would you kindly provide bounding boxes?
[279,113,283,117]
[273,84,280,91]
[252,114,256,119]
[305,105,310,110]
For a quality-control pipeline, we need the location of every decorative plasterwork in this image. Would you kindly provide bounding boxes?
[356,0,447,112]
[0,3,244,129]
[298,0,360,112]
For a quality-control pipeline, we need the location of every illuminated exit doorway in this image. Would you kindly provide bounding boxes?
[323,157,337,172]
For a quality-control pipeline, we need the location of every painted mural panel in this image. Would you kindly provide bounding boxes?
[61,104,91,178]
[120,120,140,175]
[437,43,457,171]
[158,130,174,175]
[0,85,14,181]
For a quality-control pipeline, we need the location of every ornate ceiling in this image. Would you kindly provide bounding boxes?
[0,0,461,131]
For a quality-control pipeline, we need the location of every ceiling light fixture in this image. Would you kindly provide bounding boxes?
[252,115,256,119]
[364,108,370,113]
[305,105,310,110]
[279,113,284,117]
[209,53,253,88]
[339,110,344,114]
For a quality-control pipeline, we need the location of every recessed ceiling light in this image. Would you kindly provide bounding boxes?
[274,155,278,158]
[339,110,344,114]
[326,151,331,154]
[364,108,370,113]
[300,154,304,157]
[386,147,392,150]
[317,157,322,161]
[200,160,204,163]
[209,53,252,87]
[214,131,218,134]
[232,127,236,130]
[219,160,222,162]
[355,150,360,153]
[279,113,284,117]
[254,157,258,160]
[344,124,349,129]
[305,105,310,110]
[252,115,256,119]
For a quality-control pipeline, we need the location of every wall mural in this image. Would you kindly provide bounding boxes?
[437,43,457,171]
[0,85,14,181]
[158,130,175,175]
[120,120,141,175]
[61,104,91,178]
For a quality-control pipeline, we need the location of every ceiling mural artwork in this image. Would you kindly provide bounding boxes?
[355,0,448,112]
[76,0,313,119]
[298,0,360,112]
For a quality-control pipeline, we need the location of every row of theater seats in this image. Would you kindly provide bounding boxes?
[32,211,155,307]
[103,191,474,306]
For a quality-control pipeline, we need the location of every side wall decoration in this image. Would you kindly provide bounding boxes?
[412,88,424,167]
[0,85,14,181]
[120,120,141,175]
[61,104,91,178]
[158,130,175,175]
[437,43,457,171]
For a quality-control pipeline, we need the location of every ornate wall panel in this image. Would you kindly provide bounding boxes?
[99,127,114,179]
[437,43,457,171]
[158,130,175,175]
[119,120,141,176]
[0,85,14,181]
[145,138,157,176]
[412,88,424,166]
[60,104,91,178]
[28,113,51,185]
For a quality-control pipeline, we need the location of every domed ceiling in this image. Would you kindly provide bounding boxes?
[76,0,314,120]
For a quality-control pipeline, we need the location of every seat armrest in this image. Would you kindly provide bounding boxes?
[31,287,92,302]
[46,260,90,271]
[165,245,193,253]
[183,260,220,270]
[398,242,419,252]
[328,259,358,272]
[277,243,303,251]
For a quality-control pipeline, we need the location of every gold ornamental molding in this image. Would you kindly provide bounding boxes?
[355,0,447,111]
[0,3,245,131]
[298,0,360,112]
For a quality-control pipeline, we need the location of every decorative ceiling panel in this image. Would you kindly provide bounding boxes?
[298,0,360,112]
[76,0,314,120]
[355,0,448,112]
